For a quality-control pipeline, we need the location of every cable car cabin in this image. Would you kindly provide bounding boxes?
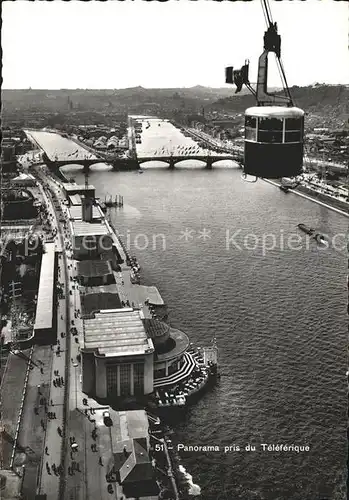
[244,107,304,179]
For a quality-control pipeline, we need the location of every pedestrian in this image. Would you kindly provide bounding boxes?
[50,399,53,406]
[54,412,56,419]
[53,380,56,387]
[71,451,74,460]
[46,463,51,475]
[57,426,62,436]
[99,457,103,466]
[40,367,44,374]
[45,446,49,455]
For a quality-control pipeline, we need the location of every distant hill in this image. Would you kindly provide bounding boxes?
[1,86,278,115]
[1,85,348,128]
[1,87,235,114]
[210,85,349,126]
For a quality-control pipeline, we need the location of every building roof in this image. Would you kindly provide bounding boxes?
[13,173,35,182]
[64,183,95,192]
[117,409,149,441]
[111,410,153,484]
[83,309,154,357]
[155,328,190,362]
[142,319,170,339]
[78,260,112,278]
[81,293,122,317]
[117,439,153,484]
[34,242,56,331]
[69,194,82,205]
[71,220,109,237]
[140,286,165,306]
[68,205,103,221]
[83,284,118,295]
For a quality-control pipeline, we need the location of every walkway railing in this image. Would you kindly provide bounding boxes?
[9,345,34,469]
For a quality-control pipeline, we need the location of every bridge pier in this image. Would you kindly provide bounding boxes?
[168,157,175,170]
[82,163,89,175]
[206,157,213,170]
[111,158,139,171]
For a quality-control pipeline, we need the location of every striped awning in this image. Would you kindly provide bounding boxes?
[153,352,196,388]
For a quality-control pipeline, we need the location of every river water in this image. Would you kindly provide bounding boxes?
[45,122,347,500]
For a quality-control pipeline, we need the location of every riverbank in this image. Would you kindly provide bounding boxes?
[263,178,349,218]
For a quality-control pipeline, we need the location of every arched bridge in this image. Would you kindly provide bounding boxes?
[43,153,106,169]
[138,153,244,169]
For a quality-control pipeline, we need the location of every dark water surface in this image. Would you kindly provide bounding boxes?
[66,164,347,500]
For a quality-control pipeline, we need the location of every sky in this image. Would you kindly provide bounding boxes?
[2,0,349,89]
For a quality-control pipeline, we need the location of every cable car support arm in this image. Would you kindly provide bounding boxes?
[226,0,294,107]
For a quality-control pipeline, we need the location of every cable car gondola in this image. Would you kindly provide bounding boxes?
[225,0,304,180]
[244,106,304,178]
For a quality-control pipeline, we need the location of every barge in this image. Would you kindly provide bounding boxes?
[297,223,326,243]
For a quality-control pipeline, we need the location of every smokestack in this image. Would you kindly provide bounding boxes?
[81,194,93,222]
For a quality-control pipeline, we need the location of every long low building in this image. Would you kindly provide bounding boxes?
[70,219,114,260]
[68,197,124,264]
[63,183,95,198]
[77,259,115,286]
[81,292,122,318]
[68,204,103,221]
[34,242,57,344]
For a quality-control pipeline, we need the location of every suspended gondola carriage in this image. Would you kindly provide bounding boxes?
[225,0,304,180]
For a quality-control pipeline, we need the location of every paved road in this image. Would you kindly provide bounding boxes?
[35,168,155,500]
[17,346,53,498]
[36,169,112,500]
[35,172,69,500]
